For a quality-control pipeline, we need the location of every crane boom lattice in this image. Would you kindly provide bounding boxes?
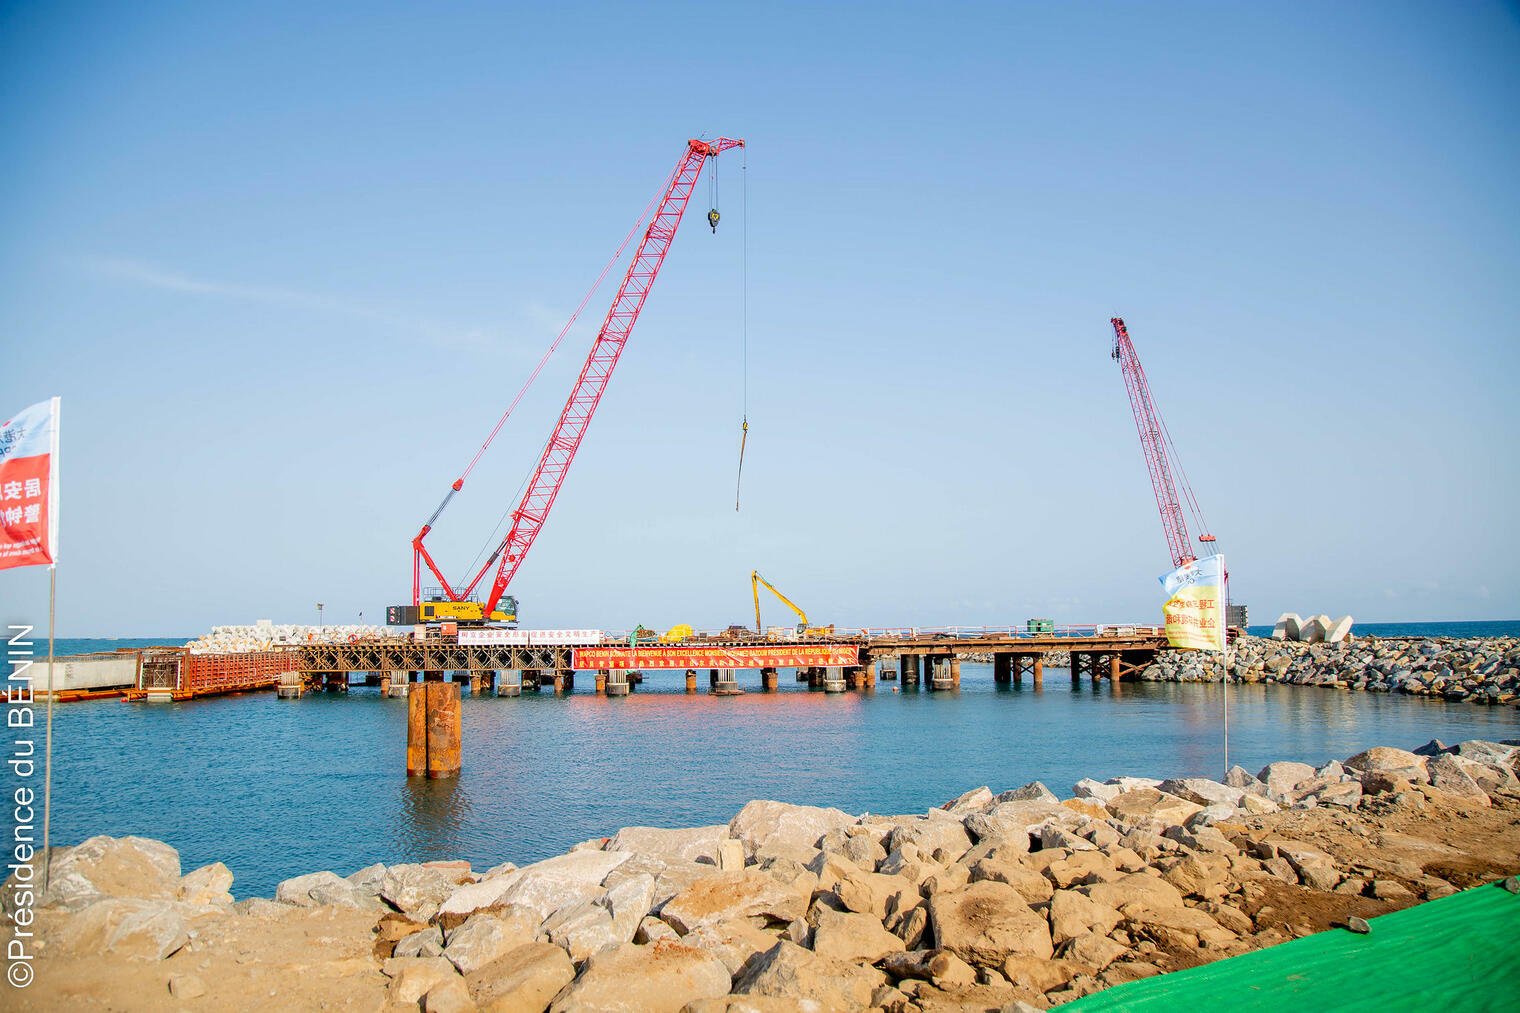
[401,137,745,626]
[1110,317,1198,568]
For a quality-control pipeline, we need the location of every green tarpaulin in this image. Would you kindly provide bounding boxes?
[1061,880,1519,1011]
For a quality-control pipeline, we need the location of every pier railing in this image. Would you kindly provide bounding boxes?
[597,624,1164,642]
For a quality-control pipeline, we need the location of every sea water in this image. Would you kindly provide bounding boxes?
[12,627,1518,897]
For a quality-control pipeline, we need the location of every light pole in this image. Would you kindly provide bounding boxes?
[316,602,325,634]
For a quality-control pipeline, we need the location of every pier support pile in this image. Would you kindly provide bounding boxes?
[406,681,461,778]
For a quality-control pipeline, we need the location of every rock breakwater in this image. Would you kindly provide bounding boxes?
[13,739,1519,1010]
[1143,635,1520,705]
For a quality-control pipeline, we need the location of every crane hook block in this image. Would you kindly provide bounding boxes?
[707,208,720,233]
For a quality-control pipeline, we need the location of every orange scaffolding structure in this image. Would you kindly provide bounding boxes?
[126,648,300,701]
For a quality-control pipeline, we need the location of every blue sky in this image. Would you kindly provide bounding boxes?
[2,1,1517,636]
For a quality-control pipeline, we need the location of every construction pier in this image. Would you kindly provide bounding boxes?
[136,626,1168,700]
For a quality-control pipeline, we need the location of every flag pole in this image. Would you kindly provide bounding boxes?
[43,395,60,893]
[1221,557,1230,777]
[43,562,55,892]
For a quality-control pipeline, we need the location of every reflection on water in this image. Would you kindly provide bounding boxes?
[14,665,1518,897]
[398,777,474,859]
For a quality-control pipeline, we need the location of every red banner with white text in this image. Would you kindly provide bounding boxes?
[573,644,859,671]
[0,398,59,570]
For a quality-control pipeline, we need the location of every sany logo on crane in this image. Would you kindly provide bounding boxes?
[389,137,746,629]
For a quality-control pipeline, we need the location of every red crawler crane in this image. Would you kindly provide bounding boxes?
[1110,317,1215,568]
[390,137,746,627]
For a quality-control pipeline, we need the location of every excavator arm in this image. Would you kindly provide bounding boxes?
[752,570,811,634]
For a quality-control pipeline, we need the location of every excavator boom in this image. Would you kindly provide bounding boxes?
[751,570,829,637]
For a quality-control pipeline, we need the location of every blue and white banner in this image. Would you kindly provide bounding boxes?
[1159,553,1226,652]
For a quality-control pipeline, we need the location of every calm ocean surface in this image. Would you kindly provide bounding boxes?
[12,621,1519,898]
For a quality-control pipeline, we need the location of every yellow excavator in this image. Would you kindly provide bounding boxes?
[751,570,834,639]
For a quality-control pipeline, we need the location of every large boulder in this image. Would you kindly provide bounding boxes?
[347,862,389,894]
[1256,761,1318,800]
[1083,874,1185,913]
[658,869,809,935]
[1072,779,1121,804]
[728,800,857,858]
[599,871,657,941]
[1314,781,1364,809]
[885,816,974,863]
[926,881,1054,966]
[466,941,574,1011]
[52,897,189,960]
[1105,776,1162,792]
[606,826,729,866]
[820,830,885,871]
[443,910,539,975]
[966,855,1053,905]
[1047,889,1121,946]
[42,836,182,910]
[380,864,465,921]
[938,787,994,814]
[421,977,472,1012]
[1039,825,1098,852]
[601,852,716,914]
[1105,788,1202,827]
[549,941,731,1013]
[1269,842,1341,891]
[1160,854,1228,899]
[1003,954,1088,993]
[1344,747,1428,785]
[1452,740,1519,770]
[1122,903,1236,949]
[178,862,234,906]
[1426,754,1491,805]
[386,957,463,1006]
[275,870,380,911]
[394,926,443,959]
[963,800,1067,843]
[1157,778,1244,808]
[541,899,622,964]
[733,940,885,1008]
[1041,851,1119,890]
[1223,763,1266,791]
[541,871,656,963]
[835,869,916,922]
[995,783,1060,804]
[680,918,781,976]
[1064,931,1129,973]
[457,850,632,924]
[809,905,902,964]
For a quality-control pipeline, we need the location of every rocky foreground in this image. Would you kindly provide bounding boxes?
[13,739,1520,1012]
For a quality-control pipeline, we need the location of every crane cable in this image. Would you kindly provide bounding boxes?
[451,165,675,581]
[734,146,749,511]
[459,175,670,485]
[1159,411,1216,553]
